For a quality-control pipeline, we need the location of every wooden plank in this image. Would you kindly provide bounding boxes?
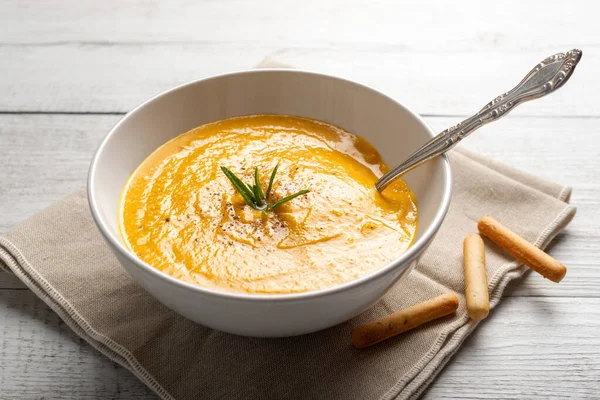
[0,272,26,290]
[0,291,597,399]
[1,0,595,51]
[423,297,600,399]
[0,45,595,115]
[0,44,276,113]
[0,290,156,399]
[1,115,598,296]
[0,114,120,232]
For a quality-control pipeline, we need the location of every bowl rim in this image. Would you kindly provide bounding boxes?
[87,68,452,303]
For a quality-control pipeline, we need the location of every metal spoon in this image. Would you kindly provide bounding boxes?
[375,49,583,192]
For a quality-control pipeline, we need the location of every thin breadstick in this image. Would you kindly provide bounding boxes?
[351,293,459,349]
[463,234,489,321]
[478,216,566,283]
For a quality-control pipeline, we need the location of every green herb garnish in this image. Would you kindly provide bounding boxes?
[220,163,309,214]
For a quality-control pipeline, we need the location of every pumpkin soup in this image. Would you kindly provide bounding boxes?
[119,115,417,294]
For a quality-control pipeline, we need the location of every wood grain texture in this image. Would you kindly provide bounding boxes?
[0,0,595,50]
[1,45,595,116]
[0,290,156,399]
[0,114,119,232]
[0,0,597,115]
[422,296,600,399]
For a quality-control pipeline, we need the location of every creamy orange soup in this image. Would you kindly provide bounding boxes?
[119,115,417,294]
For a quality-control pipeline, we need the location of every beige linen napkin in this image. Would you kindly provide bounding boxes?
[0,145,575,400]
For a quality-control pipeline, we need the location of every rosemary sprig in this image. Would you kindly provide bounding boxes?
[266,189,310,210]
[219,166,258,210]
[265,163,278,200]
[220,164,309,214]
[253,167,265,204]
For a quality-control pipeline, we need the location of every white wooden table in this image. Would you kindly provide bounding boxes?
[1,1,599,398]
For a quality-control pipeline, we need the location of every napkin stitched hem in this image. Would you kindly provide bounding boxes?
[557,185,572,203]
[0,238,176,400]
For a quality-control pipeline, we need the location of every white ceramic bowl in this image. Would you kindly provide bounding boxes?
[88,69,452,337]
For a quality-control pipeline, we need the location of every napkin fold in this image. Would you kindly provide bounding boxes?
[0,143,575,399]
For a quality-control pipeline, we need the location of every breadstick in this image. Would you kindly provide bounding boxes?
[463,234,489,321]
[478,216,566,283]
[351,293,459,349]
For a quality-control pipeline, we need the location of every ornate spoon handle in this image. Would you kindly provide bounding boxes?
[375,49,583,192]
